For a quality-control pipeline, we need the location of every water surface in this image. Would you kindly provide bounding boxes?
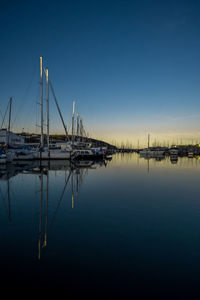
[0,154,200,297]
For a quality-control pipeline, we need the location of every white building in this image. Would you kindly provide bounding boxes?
[0,129,24,146]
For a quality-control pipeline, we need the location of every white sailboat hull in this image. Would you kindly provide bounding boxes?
[7,149,71,161]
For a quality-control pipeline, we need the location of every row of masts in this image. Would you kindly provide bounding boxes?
[1,57,87,150]
[71,100,86,144]
[39,57,87,151]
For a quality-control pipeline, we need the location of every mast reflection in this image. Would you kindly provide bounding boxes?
[0,158,110,260]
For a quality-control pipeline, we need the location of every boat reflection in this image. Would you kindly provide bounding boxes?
[170,155,178,164]
[0,159,109,260]
[139,153,179,165]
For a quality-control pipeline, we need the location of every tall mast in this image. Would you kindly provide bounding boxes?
[80,118,83,142]
[72,101,75,145]
[40,57,44,149]
[76,112,79,140]
[46,68,49,154]
[7,97,12,146]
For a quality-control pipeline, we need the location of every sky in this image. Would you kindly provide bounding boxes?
[1,0,200,146]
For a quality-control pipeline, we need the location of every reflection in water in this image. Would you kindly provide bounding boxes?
[0,159,108,260]
[1,154,200,296]
[170,154,178,164]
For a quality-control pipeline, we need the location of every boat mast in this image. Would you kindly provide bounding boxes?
[72,101,75,145]
[76,112,79,141]
[7,97,12,146]
[80,118,83,142]
[46,68,50,155]
[40,57,44,149]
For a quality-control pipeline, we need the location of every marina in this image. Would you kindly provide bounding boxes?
[0,57,116,164]
[1,1,200,297]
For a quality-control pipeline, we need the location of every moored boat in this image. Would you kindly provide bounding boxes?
[188,151,194,158]
[169,148,179,156]
[139,148,165,158]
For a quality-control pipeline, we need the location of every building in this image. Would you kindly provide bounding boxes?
[0,129,25,146]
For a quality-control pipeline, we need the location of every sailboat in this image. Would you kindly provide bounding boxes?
[3,97,39,162]
[139,134,165,158]
[32,57,71,160]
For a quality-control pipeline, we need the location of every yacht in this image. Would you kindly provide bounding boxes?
[188,150,194,158]
[139,148,165,158]
[38,145,71,160]
[7,146,39,161]
[169,148,179,155]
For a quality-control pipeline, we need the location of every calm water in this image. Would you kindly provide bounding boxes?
[1,154,200,297]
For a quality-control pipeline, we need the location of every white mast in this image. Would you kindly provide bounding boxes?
[72,101,75,145]
[46,68,49,154]
[7,97,12,146]
[76,112,79,139]
[80,118,83,142]
[40,56,44,149]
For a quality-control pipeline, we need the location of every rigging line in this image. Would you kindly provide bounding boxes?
[48,171,71,232]
[11,61,37,129]
[49,80,69,140]
[1,102,9,129]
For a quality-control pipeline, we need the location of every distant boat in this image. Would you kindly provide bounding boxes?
[188,150,194,158]
[169,148,179,156]
[139,134,165,158]
[139,148,165,158]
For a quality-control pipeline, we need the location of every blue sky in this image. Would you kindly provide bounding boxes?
[1,0,200,146]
